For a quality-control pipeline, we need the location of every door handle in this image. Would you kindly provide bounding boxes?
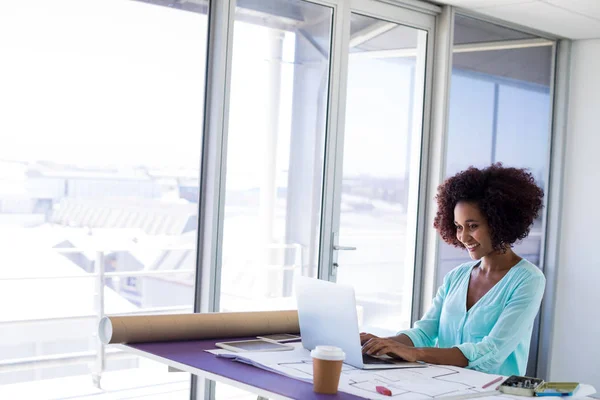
[333,245,356,251]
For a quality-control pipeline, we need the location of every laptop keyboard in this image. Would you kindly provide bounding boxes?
[362,354,396,365]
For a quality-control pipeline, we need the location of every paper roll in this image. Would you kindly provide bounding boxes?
[99,310,299,344]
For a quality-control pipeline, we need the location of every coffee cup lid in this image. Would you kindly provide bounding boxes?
[310,345,346,361]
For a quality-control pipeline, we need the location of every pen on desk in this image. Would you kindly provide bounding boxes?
[482,376,503,389]
[376,385,392,396]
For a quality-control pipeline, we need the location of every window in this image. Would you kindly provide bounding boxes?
[219,0,333,312]
[0,0,207,397]
[0,2,559,398]
[438,15,553,282]
[335,12,429,336]
[437,14,554,376]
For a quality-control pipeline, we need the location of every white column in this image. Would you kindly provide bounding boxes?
[260,28,283,297]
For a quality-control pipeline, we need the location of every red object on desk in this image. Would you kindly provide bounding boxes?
[481,376,503,389]
[376,386,392,396]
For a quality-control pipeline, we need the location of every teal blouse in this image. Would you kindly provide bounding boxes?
[399,259,545,376]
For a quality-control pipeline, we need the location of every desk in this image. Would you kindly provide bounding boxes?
[117,338,596,400]
[117,337,364,400]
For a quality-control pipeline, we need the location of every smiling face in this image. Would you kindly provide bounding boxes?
[454,201,494,260]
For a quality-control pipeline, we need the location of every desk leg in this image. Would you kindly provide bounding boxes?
[191,375,214,399]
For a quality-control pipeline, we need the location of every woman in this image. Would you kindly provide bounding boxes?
[361,164,545,376]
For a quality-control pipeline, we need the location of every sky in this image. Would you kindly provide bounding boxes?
[0,0,550,182]
[0,0,207,169]
[0,0,419,179]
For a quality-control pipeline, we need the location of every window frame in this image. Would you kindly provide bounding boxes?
[195,1,563,398]
[426,10,560,379]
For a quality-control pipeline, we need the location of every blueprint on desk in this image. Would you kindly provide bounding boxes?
[207,344,596,400]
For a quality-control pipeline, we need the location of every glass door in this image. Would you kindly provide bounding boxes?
[218,0,333,313]
[327,0,434,336]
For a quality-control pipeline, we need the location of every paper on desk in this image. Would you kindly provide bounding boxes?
[209,344,597,400]
[209,344,315,382]
[209,343,595,400]
[99,310,299,344]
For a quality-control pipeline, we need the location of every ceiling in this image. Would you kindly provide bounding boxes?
[430,0,600,39]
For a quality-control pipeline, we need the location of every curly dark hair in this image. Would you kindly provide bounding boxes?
[433,163,544,251]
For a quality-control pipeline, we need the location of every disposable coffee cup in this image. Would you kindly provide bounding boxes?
[310,345,346,394]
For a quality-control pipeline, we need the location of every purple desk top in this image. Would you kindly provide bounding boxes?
[128,337,365,400]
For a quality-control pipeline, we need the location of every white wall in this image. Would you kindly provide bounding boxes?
[549,39,600,391]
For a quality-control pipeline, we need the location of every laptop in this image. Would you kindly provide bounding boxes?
[294,276,425,370]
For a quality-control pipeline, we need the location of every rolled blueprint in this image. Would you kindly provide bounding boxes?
[98,310,299,344]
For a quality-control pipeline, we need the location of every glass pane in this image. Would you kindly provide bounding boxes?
[437,15,553,284]
[0,0,207,398]
[219,0,333,313]
[335,13,427,336]
[216,1,332,396]
[446,73,496,176]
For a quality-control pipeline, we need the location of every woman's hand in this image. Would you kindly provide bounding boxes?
[361,336,419,362]
[359,332,379,345]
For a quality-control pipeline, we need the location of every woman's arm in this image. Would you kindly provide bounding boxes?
[362,337,468,367]
[390,333,415,346]
[363,271,545,370]
[415,347,468,366]
[360,272,451,359]
[359,293,444,352]
[360,268,459,357]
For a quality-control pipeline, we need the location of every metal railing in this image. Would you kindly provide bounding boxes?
[0,243,303,389]
[0,246,196,388]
